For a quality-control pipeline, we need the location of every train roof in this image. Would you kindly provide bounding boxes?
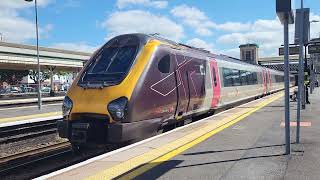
[112,33,284,74]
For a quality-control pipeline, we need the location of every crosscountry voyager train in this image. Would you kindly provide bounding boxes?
[58,33,294,147]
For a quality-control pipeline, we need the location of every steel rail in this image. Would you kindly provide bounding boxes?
[0,141,71,175]
[0,119,60,144]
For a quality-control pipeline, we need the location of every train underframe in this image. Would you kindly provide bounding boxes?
[57,117,161,146]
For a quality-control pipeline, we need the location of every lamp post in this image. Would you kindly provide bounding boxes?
[25,0,42,110]
[296,0,305,144]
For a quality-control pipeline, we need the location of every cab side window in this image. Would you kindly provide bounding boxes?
[158,54,171,73]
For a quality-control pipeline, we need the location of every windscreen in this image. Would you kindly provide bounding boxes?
[79,35,141,87]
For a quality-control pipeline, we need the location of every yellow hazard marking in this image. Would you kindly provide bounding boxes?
[0,111,61,124]
[86,93,283,180]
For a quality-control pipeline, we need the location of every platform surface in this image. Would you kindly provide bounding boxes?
[0,96,63,106]
[39,88,320,180]
[0,100,62,125]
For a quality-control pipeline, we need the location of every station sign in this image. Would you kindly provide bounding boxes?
[308,44,320,54]
[279,46,300,56]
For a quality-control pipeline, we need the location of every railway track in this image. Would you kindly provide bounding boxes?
[0,119,60,144]
[0,141,72,176]
[0,141,120,179]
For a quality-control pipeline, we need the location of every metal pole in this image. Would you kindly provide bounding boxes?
[310,57,314,94]
[304,45,309,105]
[0,33,2,42]
[296,0,304,144]
[34,0,42,110]
[284,17,291,155]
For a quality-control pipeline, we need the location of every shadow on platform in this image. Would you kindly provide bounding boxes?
[119,160,184,180]
[174,153,285,169]
[121,144,291,180]
[182,144,285,156]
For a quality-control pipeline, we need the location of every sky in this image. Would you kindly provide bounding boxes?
[1,0,320,58]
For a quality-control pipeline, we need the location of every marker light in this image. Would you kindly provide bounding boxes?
[108,97,128,121]
[62,96,73,117]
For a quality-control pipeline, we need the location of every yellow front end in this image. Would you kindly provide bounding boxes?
[57,38,162,145]
[67,40,161,123]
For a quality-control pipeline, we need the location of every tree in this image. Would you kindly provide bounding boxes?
[29,70,50,84]
[55,71,69,78]
[0,69,29,85]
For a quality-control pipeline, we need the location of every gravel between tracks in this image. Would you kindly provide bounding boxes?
[0,133,67,158]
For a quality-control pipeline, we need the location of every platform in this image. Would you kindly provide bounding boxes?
[0,102,62,126]
[0,96,64,106]
[38,88,320,180]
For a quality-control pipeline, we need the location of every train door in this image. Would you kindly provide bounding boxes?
[173,54,190,119]
[210,58,221,108]
[262,69,267,94]
[267,70,272,92]
[186,58,206,113]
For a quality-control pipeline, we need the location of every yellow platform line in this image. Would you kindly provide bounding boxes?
[0,111,62,124]
[86,93,283,180]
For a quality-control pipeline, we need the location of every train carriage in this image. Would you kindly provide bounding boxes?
[57,33,293,147]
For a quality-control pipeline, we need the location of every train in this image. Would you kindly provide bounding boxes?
[57,33,294,147]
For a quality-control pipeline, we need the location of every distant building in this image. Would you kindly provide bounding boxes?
[239,44,259,64]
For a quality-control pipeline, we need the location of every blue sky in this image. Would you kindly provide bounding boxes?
[1,0,320,57]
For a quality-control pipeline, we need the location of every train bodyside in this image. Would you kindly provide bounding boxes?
[215,57,286,108]
[57,33,287,146]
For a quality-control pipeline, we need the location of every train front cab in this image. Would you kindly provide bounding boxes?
[57,34,164,146]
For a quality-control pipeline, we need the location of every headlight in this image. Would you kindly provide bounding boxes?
[62,96,73,117]
[108,97,128,122]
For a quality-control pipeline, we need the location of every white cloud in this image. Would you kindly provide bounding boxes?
[116,0,168,9]
[221,48,240,58]
[51,42,98,53]
[252,19,282,32]
[171,4,216,36]
[310,13,320,39]
[0,0,53,43]
[186,38,214,52]
[0,0,52,9]
[101,10,184,41]
[216,22,251,32]
[216,18,289,57]
[185,38,241,58]
[214,11,320,57]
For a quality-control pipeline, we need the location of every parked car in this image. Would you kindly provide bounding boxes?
[24,87,35,92]
[10,87,20,93]
[41,87,51,93]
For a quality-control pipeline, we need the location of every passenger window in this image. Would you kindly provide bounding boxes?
[232,69,241,86]
[240,70,248,85]
[158,55,171,73]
